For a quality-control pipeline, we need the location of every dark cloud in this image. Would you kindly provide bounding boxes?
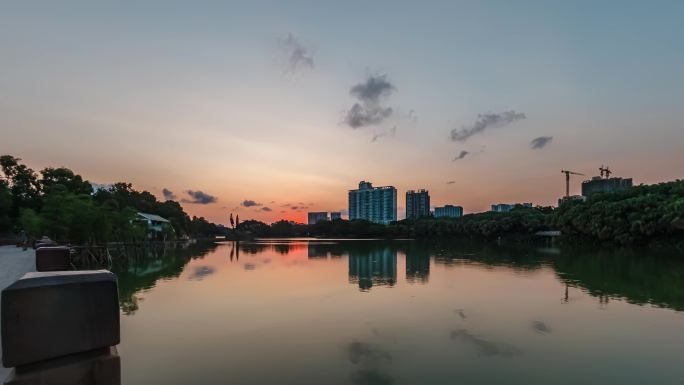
[346,104,393,128]
[530,136,553,149]
[450,329,521,358]
[241,200,262,207]
[446,181,456,185]
[261,207,272,212]
[451,111,526,142]
[182,190,217,204]
[344,74,396,129]
[350,75,395,102]
[188,265,215,281]
[162,188,176,201]
[371,126,397,142]
[278,33,314,73]
[453,150,470,161]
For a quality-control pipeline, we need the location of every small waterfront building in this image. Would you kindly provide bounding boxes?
[348,181,397,225]
[406,189,431,219]
[135,212,173,239]
[308,212,329,225]
[434,205,463,218]
[491,203,533,213]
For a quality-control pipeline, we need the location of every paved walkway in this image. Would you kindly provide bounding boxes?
[0,246,34,379]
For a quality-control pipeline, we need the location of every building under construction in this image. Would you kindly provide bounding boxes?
[581,166,632,196]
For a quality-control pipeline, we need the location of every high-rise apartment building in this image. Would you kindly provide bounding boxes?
[405,189,430,219]
[348,181,397,224]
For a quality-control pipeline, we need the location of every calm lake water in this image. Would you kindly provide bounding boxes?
[111,240,684,385]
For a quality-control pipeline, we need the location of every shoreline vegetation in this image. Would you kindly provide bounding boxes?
[1,155,683,250]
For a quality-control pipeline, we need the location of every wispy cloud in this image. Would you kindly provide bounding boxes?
[182,190,217,204]
[452,150,470,161]
[278,33,314,74]
[371,126,396,142]
[344,74,396,128]
[451,111,526,142]
[261,207,272,212]
[162,188,176,201]
[530,136,553,149]
[241,200,262,207]
[446,181,456,184]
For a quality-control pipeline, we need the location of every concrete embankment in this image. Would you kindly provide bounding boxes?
[0,246,35,379]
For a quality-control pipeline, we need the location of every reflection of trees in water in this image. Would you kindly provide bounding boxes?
[551,247,684,311]
[109,242,218,315]
[416,239,684,312]
[348,246,397,291]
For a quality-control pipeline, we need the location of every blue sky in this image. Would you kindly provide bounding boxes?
[1,0,683,222]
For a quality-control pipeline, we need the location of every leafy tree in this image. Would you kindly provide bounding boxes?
[40,167,93,195]
[19,208,41,238]
[0,180,12,231]
[0,155,41,217]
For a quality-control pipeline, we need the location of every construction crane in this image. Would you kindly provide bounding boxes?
[599,165,612,179]
[561,170,584,198]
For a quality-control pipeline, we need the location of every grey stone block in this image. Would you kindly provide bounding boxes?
[35,247,71,272]
[3,346,120,385]
[1,270,120,368]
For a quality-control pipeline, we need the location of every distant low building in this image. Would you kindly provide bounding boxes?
[308,212,329,225]
[491,203,532,213]
[582,176,633,197]
[434,205,463,218]
[330,212,342,220]
[558,195,586,206]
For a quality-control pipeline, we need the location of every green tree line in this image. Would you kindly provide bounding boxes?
[0,155,226,244]
[236,181,684,247]
[550,180,684,246]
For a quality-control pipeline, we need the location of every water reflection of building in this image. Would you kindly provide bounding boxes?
[405,252,430,284]
[308,244,329,259]
[348,248,397,291]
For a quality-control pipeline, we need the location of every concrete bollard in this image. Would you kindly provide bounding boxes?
[35,246,71,272]
[1,270,120,368]
[3,346,120,385]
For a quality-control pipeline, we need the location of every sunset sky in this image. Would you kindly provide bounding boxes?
[2,1,683,224]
